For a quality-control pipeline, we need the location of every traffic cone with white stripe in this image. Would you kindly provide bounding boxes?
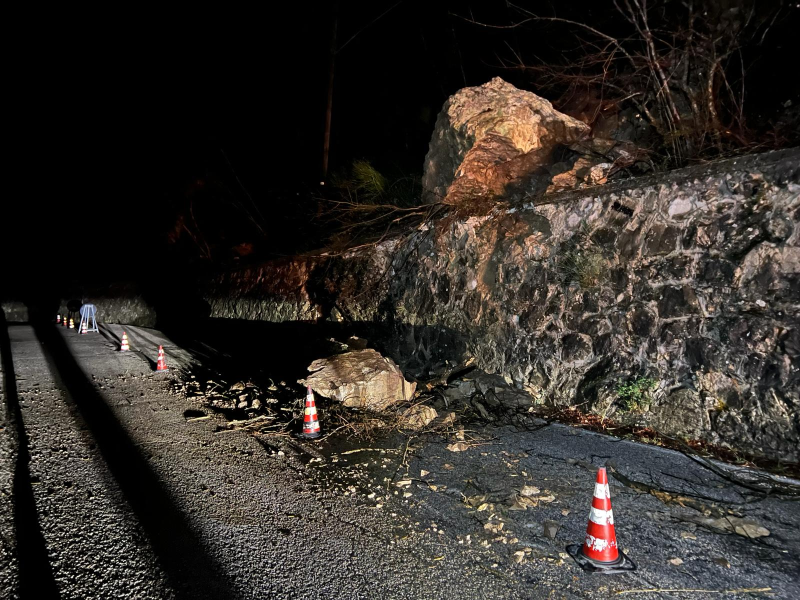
[155,345,168,372]
[300,385,321,439]
[69,317,75,329]
[119,332,130,352]
[62,314,68,327]
[56,314,61,324]
[80,320,88,334]
[567,467,636,573]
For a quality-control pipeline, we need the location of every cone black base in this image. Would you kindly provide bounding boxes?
[299,431,320,439]
[566,544,637,574]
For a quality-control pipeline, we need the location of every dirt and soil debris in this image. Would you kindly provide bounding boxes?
[154,324,800,598]
[169,337,800,482]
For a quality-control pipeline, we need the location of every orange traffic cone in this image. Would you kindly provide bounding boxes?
[80,320,88,334]
[68,317,75,329]
[567,467,636,573]
[119,332,130,352]
[62,314,68,327]
[155,345,168,372]
[56,314,61,324]
[300,385,320,439]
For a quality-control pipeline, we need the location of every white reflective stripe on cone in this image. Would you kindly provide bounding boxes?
[585,534,616,552]
[589,507,615,525]
[594,483,610,499]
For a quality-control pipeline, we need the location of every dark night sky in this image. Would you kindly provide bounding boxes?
[4,1,798,296]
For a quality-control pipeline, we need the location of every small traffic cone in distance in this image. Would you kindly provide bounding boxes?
[119,332,130,352]
[69,318,75,329]
[300,385,321,439]
[62,315,68,327]
[155,345,168,372]
[56,314,61,324]
[566,467,636,574]
[80,321,88,334]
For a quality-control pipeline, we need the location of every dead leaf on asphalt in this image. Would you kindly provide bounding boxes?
[446,442,470,452]
[726,518,770,538]
[519,485,541,497]
[679,515,770,538]
[484,522,504,533]
[465,494,488,507]
[508,498,528,511]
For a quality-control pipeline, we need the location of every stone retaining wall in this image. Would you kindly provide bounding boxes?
[204,149,800,462]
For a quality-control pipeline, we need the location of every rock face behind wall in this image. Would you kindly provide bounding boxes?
[56,284,157,327]
[205,258,321,322]
[3,285,156,326]
[205,149,800,462]
[56,297,157,327]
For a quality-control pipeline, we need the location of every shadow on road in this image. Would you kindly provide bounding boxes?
[95,326,153,368]
[32,320,241,600]
[0,309,60,599]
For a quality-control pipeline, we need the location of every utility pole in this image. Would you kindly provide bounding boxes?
[321,1,339,184]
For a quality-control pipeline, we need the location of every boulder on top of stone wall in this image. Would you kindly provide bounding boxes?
[422,77,591,205]
[301,349,416,411]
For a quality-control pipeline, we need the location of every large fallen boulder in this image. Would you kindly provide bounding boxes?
[422,77,590,206]
[302,349,416,411]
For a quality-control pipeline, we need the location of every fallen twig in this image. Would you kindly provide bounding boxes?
[227,415,274,426]
[341,447,387,455]
[386,435,416,492]
[615,587,771,595]
[214,415,275,433]
[607,462,727,517]
[400,435,415,477]
[314,425,348,443]
[186,415,211,423]
[681,449,800,498]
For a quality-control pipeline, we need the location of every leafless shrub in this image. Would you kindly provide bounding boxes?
[455,0,791,168]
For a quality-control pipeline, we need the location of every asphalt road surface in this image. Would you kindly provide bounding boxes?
[1,321,799,599]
